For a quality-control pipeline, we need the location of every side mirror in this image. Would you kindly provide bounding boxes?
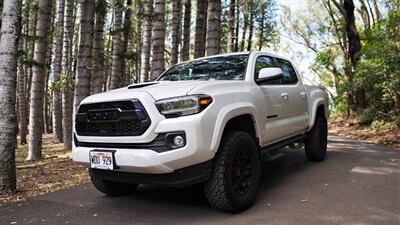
[256,67,284,84]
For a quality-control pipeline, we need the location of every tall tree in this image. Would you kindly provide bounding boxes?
[227,0,235,52]
[62,0,74,150]
[109,0,124,89]
[17,15,27,145]
[73,0,94,117]
[139,0,153,83]
[122,0,133,85]
[181,0,191,61]
[240,2,249,51]
[234,0,240,51]
[206,0,221,56]
[247,0,254,51]
[151,0,165,79]
[27,0,53,160]
[91,0,106,94]
[331,0,365,112]
[170,0,181,65]
[134,0,143,83]
[256,0,277,50]
[0,0,22,194]
[52,0,64,143]
[194,0,207,58]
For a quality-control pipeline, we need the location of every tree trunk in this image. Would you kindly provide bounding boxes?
[206,0,221,56]
[27,0,53,161]
[227,0,235,53]
[342,0,364,112]
[151,0,165,79]
[0,0,22,194]
[181,0,191,61]
[62,0,74,150]
[135,1,143,84]
[122,0,132,85]
[258,1,265,51]
[18,30,27,145]
[247,0,254,51]
[109,0,124,89]
[240,2,248,52]
[91,0,106,94]
[52,0,64,143]
[43,72,51,134]
[234,0,239,52]
[73,0,94,118]
[194,0,207,58]
[170,0,181,65]
[139,0,153,83]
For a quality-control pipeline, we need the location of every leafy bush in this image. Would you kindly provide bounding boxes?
[357,108,375,126]
[371,120,390,129]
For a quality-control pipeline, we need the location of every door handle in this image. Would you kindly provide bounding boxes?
[300,92,307,99]
[281,93,289,100]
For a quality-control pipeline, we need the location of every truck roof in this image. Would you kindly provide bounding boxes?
[178,51,292,64]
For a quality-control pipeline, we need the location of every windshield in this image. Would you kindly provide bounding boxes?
[157,54,249,81]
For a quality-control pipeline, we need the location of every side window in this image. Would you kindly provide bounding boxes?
[275,58,298,84]
[254,56,280,85]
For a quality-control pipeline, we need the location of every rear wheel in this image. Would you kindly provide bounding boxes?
[305,116,328,161]
[89,169,138,196]
[204,131,261,213]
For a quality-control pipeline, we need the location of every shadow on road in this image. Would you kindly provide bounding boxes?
[1,134,399,225]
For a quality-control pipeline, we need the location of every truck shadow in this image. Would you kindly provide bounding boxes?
[108,147,317,214]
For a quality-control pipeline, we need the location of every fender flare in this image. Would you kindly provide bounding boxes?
[308,99,329,131]
[210,102,261,152]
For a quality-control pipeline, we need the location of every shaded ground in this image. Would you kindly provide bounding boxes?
[0,135,89,206]
[1,134,399,225]
[329,117,400,149]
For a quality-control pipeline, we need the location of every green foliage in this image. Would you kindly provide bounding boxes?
[357,108,375,125]
[371,119,391,130]
[352,1,400,123]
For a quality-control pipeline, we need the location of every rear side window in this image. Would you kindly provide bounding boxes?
[275,58,298,84]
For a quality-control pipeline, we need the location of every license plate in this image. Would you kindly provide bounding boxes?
[90,151,114,170]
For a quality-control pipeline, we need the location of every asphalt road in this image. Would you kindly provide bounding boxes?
[1,134,399,225]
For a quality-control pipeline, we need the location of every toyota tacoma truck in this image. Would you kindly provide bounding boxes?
[72,51,329,213]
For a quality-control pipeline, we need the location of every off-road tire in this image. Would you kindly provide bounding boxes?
[204,131,261,213]
[89,169,138,196]
[305,116,328,161]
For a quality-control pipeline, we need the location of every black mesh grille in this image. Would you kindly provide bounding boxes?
[75,100,151,136]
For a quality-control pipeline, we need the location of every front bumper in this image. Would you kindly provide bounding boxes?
[72,93,216,174]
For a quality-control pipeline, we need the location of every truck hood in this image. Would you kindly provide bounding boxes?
[82,81,211,104]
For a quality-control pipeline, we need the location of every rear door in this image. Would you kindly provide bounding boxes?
[274,58,309,134]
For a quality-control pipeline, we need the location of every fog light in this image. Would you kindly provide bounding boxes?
[173,135,185,147]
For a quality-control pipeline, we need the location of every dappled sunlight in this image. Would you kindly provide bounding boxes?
[351,166,400,175]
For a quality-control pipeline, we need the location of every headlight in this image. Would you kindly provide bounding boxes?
[155,95,213,118]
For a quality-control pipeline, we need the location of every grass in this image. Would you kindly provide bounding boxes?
[0,134,89,207]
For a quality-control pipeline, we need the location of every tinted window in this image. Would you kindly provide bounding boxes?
[254,56,275,78]
[254,56,281,85]
[275,58,298,84]
[158,55,249,81]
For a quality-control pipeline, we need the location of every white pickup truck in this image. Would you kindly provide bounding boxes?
[73,51,329,213]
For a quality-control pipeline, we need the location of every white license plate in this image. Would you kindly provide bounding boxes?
[90,151,114,170]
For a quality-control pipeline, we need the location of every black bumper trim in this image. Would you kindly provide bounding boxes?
[89,160,213,188]
[74,132,186,153]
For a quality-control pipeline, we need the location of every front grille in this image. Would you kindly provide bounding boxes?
[75,100,151,136]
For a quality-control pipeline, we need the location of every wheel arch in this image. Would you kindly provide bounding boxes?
[308,101,328,131]
[210,103,261,152]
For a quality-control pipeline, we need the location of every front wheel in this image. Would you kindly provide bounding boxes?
[305,116,328,161]
[89,169,138,196]
[204,131,261,213]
